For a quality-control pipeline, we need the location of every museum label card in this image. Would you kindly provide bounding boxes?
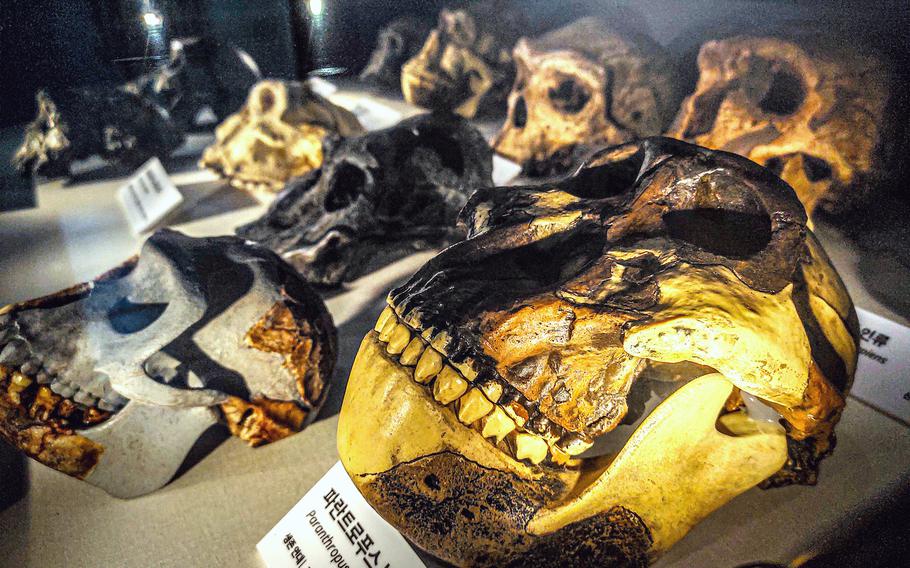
[117,157,184,234]
[851,308,910,426]
[258,461,425,568]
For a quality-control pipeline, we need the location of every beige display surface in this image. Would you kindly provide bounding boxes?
[1,89,908,568]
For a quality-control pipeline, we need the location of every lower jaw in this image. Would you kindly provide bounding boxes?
[338,333,788,565]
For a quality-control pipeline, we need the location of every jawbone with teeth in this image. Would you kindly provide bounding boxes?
[338,138,857,566]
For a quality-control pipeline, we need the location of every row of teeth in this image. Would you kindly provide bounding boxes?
[0,335,128,413]
[374,307,594,466]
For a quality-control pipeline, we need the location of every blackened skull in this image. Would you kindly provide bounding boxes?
[338,138,857,566]
[237,113,493,287]
[360,17,434,88]
[0,230,336,498]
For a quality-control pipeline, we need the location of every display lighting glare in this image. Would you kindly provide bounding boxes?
[142,11,163,27]
[308,0,324,17]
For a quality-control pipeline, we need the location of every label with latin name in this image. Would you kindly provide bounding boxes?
[258,461,425,568]
[116,157,184,234]
[851,307,910,426]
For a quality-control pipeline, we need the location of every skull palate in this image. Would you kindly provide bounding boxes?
[338,137,857,566]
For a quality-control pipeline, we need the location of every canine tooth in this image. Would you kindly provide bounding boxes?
[386,324,411,355]
[377,315,398,342]
[457,388,494,425]
[503,402,528,428]
[73,390,97,406]
[481,406,516,442]
[559,433,594,456]
[0,340,28,366]
[399,338,425,365]
[433,365,468,405]
[414,348,443,384]
[513,432,549,465]
[374,306,395,333]
[480,381,503,403]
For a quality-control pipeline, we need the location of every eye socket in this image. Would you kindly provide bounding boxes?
[663,208,772,259]
[325,163,367,212]
[548,78,591,114]
[386,34,403,55]
[803,155,832,181]
[759,66,805,116]
[108,298,167,334]
[512,96,528,128]
[562,144,645,199]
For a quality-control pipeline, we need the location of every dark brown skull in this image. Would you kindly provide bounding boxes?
[338,137,857,566]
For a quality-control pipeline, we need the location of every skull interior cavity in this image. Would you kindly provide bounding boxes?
[237,113,493,287]
[338,138,857,566]
[200,80,364,193]
[0,230,336,498]
[667,35,893,215]
[493,17,682,177]
[401,1,525,118]
[360,17,434,88]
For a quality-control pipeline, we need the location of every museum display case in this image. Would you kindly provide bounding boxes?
[0,1,908,566]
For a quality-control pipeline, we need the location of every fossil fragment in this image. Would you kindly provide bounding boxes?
[360,17,434,88]
[200,80,364,193]
[401,1,525,118]
[237,113,493,286]
[338,138,857,566]
[493,17,682,176]
[0,229,336,497]
[667,34,893,214]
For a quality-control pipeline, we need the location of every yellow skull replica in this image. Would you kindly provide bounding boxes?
[200,80,363,193]
[667,35,892,215]
[338,138,857,566]
[493,17,682,176]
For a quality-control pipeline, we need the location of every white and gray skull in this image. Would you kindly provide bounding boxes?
[359,17,434,88]
[0,230,336,498]
[238,113,493,287]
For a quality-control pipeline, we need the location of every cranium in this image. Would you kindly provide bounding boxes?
[200,80,364,193]
[667,35,892,215]
[400,1,524,118]
[493,17,682,176]
[360,17,433,88]
[338,138,857,566]
[0,230,336,498]
[237,113,493,287]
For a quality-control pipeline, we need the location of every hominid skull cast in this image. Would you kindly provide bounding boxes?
[493,17,682,176]
[668,35,893,214]
[0,230,336,498]
[237,113,493,287]
[200,80,363,193]
[360,17,434,88]
[338,138,857,566]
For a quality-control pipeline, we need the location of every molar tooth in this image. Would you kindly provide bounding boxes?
[457,388,494,425]
[433,365,468,405]
[430,331,451,354]
[452,359,478,382]
[414,348,443,384]
[479,381,503,403]
[512,432,549,465]
[503,402,528,428]
[420,326,436,341]
[399,338,425,366]
[20,359,40,375]
[73,389,97,406]
[374,306,395,333]
[558,433,594,456]
[0,340,29,367]
[98,399,118,412]
[50,379,75,398]
[377,314,398,343]
[386,324,412,355]
[480,406,516,442]
[36,371,52,384]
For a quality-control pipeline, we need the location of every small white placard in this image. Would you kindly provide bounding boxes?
[116,157,184,234]
[492,155,522,186]
[851,308,910,425]
[258,461,425,568]
[344,98,403,131]
[307,77,339,98]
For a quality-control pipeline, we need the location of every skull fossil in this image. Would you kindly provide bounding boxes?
[200,80,364,193]
[237,113,493,287]
[400,1,525,118]
[338,137,857,566]
[493,17,682,177]
[0,230,336,498]
[360,17,434,88]
[667,35,893,215]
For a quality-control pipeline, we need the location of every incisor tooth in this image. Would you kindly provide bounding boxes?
[386,324,411,355]
[399,338,425,366]
[480,381,503,403]
[433,365,467,405]
[513,432,549,465]
[378,315,398,342]
[414,348,443,384]
[481,406,516,442]
[457,388,494,425]
[374,306,395,333]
